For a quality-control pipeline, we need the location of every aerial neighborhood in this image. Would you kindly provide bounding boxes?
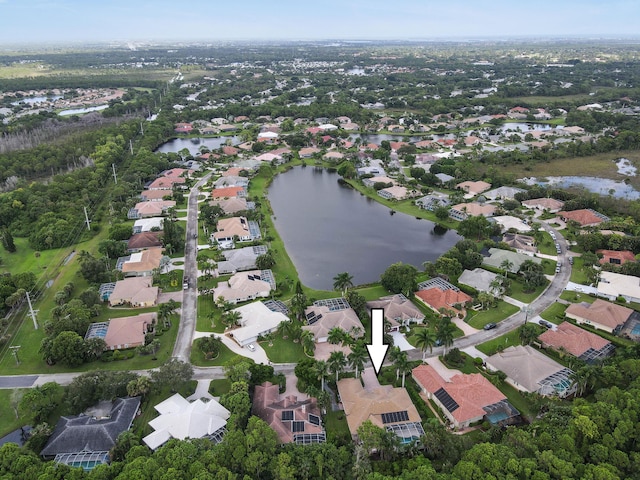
[2,35,640,479]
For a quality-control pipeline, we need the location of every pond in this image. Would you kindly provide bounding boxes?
[58,105,109,116]
[268,166,461,290]
[520,175,640,200]
[155,136,241,155]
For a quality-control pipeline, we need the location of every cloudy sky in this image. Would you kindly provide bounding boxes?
[1,0,639,44]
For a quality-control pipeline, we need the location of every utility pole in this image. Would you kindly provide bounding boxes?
[84,206,91,231]
[112,163,118,184]
[25,291,38,330]
[9,346,20,365]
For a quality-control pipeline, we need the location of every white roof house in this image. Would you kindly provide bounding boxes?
[213,271,271,305]
[143,394,230,450]
[133,217,164,234]
[458,268,500,294]
[228,301,288,346]
[597,271,640,303]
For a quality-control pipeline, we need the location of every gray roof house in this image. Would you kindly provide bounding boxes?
[416,192,451,211]
[458,268,500,294]
[483,186,525,201]
[40,397,140,470]
[483,248,541,273]
[485,346,576,398]
[217,245,268,274]
[366,294,425,330]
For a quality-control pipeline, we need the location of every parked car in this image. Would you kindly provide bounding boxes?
[483,323,497,330]
[247,343,256,352]
[539,320,553,329]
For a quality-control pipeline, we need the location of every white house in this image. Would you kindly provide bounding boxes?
[228,301,288,347]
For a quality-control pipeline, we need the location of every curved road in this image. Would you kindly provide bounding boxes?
[0,212,571,388]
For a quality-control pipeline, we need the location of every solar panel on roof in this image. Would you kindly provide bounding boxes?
[282,410,293,421]
[306,311,315,320]
[292,421,305,433]
[309,414,320,426]
[308,315,318,325]
[434,388,459,413]
[381,410,409,424]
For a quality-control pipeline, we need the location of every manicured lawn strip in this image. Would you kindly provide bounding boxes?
[539,302,568,324]
[196,295,224,333]
[466,301,519,329]
[536,232,558,256]
[323,409,351,442]
[133,380,197,437]
[559,290,595,303]
[261,332,305,363]
[569,256,590,285]
[508,280,548,303]
[354,285,391,301]
[190,338,244,367]
[209,378,231,396]
[476,330,522,356]
[0,389,26,438]
[441,352,478,374]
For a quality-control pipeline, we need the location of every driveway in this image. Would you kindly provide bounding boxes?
[193,330,270,364]
[284,373,308,400]
[425,356,461,381]
[453,317,478,336]
[361,367,381,390]
[390,331,415,352]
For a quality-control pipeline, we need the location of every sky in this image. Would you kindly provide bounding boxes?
[1,0,639,45]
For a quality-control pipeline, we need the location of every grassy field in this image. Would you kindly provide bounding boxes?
[476,329,522,356]
[261,332,305,363]
[536,232,558,256]
[0,389,26,438]
[509,280,549,303]
[466,301,520,329]
[190,339,245,367]
[323,409,351,443]
[539,302,568,324]
[559,290,595,303]
[209,378,231,396]
[569,256,590,285]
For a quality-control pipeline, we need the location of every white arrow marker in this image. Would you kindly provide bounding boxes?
[366,308,389,376]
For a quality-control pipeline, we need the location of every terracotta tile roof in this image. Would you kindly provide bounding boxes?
[148,177,186,189]
[127,232,163,251]
[222,167,247,177]
[456,180,491,195]
[222,146,239,156]
[210,186,244,198]
[596,249,636,265]
[252,382,325,444]
[415,287,472,314]
[412,364,506,424]
[121,247,164,274]
[366,294,425,325]
[538,321,611,357]
[105,313,155,349]
[565,299,633,330]
[140,189,172,201]
[557,209,604,226]
[522,198,565,211]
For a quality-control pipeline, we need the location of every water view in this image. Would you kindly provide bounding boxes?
[155,136,240,155]
[58,105,109,116]
[268,166,461,290]
[521,175,640,200]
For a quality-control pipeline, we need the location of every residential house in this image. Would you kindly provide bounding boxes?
[227,301,288,347]
[127,232,163,252]
[557,209,609,227]
[435,173,455,184]
[565,298,635,334]
[252,382,326,445]
[456,180,491,197]
[160,168,191,179]
[458,268,500,295]
[378,185,408,201]
[107,277,158,307]
[483,186,525,201]
[221,167,248,177]
[128,200,175,219]
[337,378,424,444]
[214,176,249,189]
[539,322,615,363]
[85,312,156,350]
[415,287,472,317]
[596,249,636,266]
[299,147,321,158]
[365,294,425,331]
[324,151,345,162]
[211,216,256,249]
[140,189,172,201]
[147,176,186,190]
[213,270,272,305]
[119,247,165,277]
[416,192,451,211]
[132,217,164,234]
[221,146,239,156]
[485,345,576,398]
[521,197,565,213]
[502,233,537,255]
[483,248,541,273]
[210,197,253,215]
[449,202,496,221]
[302,304,363,343]
[210,186,246,199]
[363,176,395,188]
[142,394,230,450]
[217,245,268,274]
[412,364,519,429]
[40,397,140,470]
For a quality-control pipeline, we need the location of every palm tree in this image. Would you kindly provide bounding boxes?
[436,318,456,354]
[388,346,402,381]
[348,343,368,378]
[414,328,437,361]
[289,281,308,321]
[301,330,316,356]
[221,310,242,329]
[570,367,589,397]
[332,272,354,296]
[315,360,330,391]
[500,259,514,277]
[328,351,347,383]
[519,323,539,346]
[327,327,347,346]
[395,352,411,388]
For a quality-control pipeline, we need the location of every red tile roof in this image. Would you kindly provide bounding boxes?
[412,364,506,425]
[222,146,239,156]
[596,249,636,265]
[557,209,604,226]
[415,288,472,314]
[565,299,633,330]
[538,321,611,357]
[210,186,244,198]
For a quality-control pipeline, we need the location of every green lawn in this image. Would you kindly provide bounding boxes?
[537,232,557,256]
[405,322,464,349]
[508,279,549,303]
[476,329,522,356]
[196,295,225,333]
[539,302,568,324]
[0,389,26,438]
[324,409,351,443]
[441,351,479,374]
[261,332,305,363]
[559,290,595,303]
[209,378,231,396]
[569,256,590,285]
[489,378,536,419]
[190,338,244,367]
[466,301,519,329]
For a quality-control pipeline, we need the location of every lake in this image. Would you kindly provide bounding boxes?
[520,175,640,200]
[58,105,109,116]
[156,136,241,155]
[268,166,461,290]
